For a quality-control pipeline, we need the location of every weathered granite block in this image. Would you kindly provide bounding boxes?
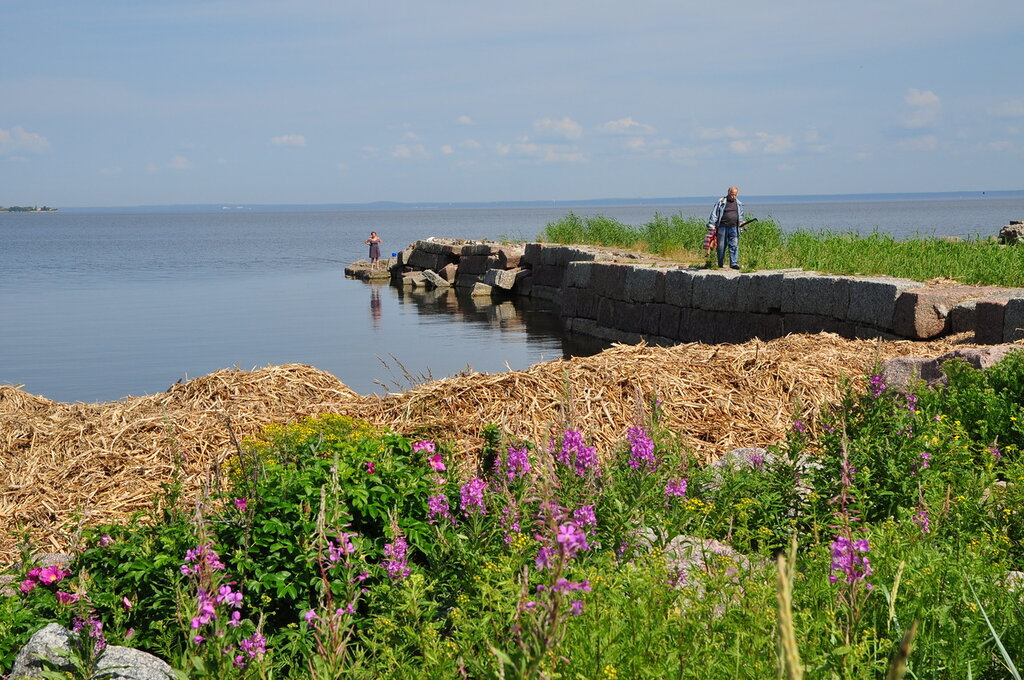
[407,249,455,271]
[1005,297,1024,342]
[483,268,519,290]
[625,266,665,303]
[847,277,920,328]
[402,271,427,287]
[591,264,629,300]
[523,243,544,267]
[421,269,450,288]
[559,287,578,317]
[496,246,525,269]
[780,274,849,319]
[597,298,643,333]
[459,254,501,276]
[454,273,482,287]
[735,270,785,313]
[664,268,695,308]
[692,270,740,311]
[893,286,995,339]
[784,313,855,337]
[658,304,682,338]
[468,282,494,297]
[531,264,565,288]
[461,243,497,256]
[564,261,594,289]
[575,290,599,319]
[949,300,978,334]
[517,272,534,297]
[639,302,664,335]
[975,297,1008,344]
[414,239,461,256]
[434,262,456,282]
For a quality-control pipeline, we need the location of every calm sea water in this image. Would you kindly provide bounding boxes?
[2,193,1022,403]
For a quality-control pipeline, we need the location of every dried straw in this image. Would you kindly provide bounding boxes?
[0,334,969,565]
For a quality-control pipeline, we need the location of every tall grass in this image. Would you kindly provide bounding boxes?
[540,213,1024,287]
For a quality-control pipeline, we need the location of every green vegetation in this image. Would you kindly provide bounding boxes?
[3,355,1024,678]
[1,205,57,212]
[540,212,1024,287]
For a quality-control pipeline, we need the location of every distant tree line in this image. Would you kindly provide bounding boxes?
[1,205,58,212]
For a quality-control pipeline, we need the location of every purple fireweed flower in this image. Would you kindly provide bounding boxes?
[572,505,597,530]
[459,478,488,516]
[626,426,657,470]
[328,533,357,563]
[792,420,807,434]
[913,508,931,534]
[121,596,133,610]
[918,451,932,472]
[56,591,79,605]
[304,610,318,624]
[504,445,532,481]
[427,493,453,523]
[989,445,1002,461]
[664,478,688,498]
[233,497,248,512]
[501,503,522,543]
[216,584,243,609]
[868,374,886,398]
[365,460,375,474]
[555,429,601,477]
[228,610,241,627]
[904,393,918,412]
[237,632,267,664]
[412,439,436,454]
[382,536,410,580]
[829,535,873,584]
[569,600,584,617]
[181,543,226,576]
[535,545,555,570]
[555,522,590,560]
[98,533,113,547]
[72,615,107,652]
[193,634,205,644]
[750,452,765,470]
[427,453,446,472]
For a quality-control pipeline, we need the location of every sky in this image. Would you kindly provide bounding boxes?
[2,1,1024,208]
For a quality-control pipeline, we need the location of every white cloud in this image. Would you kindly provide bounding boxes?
[698,126,743,140]
[598,117,656,135]
[389,143,429,159]
[457,115,475,126]
[271,134,307,147]
[440,145,454,154]
[755,132,795,154]
[496,139,586,163]
[459,139,482,150]
[0,126,51,155]
[168,155,192,170]
[903,88,941,128]
[98,166,122,175]
[729,140,752,154]
[533,117,583,140]
[898,135,939,151]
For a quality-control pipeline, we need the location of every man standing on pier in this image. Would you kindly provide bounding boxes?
[706,186,744,270]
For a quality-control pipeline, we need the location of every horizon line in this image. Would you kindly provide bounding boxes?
[52,188,1024,211]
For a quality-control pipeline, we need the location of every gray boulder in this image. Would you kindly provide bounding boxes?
[998,220,1024,245]
[9,623,176,679]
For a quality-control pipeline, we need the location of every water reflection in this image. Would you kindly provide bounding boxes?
[369,284,383,329]
[389,284,609,362]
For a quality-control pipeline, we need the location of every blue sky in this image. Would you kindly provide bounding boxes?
[2,1,1023,207]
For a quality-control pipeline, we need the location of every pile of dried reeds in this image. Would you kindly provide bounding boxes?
[0,334,966,564]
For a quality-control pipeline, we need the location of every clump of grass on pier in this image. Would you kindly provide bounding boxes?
[541,212,1024,287]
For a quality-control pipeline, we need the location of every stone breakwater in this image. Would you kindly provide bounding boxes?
[345,239,1024,345]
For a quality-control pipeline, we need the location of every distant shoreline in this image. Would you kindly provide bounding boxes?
[49,189,1024,214]
[1,207,59,213]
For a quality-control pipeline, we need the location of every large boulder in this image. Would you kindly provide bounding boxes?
[9,623,176,679]
[998,220,1024,245]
